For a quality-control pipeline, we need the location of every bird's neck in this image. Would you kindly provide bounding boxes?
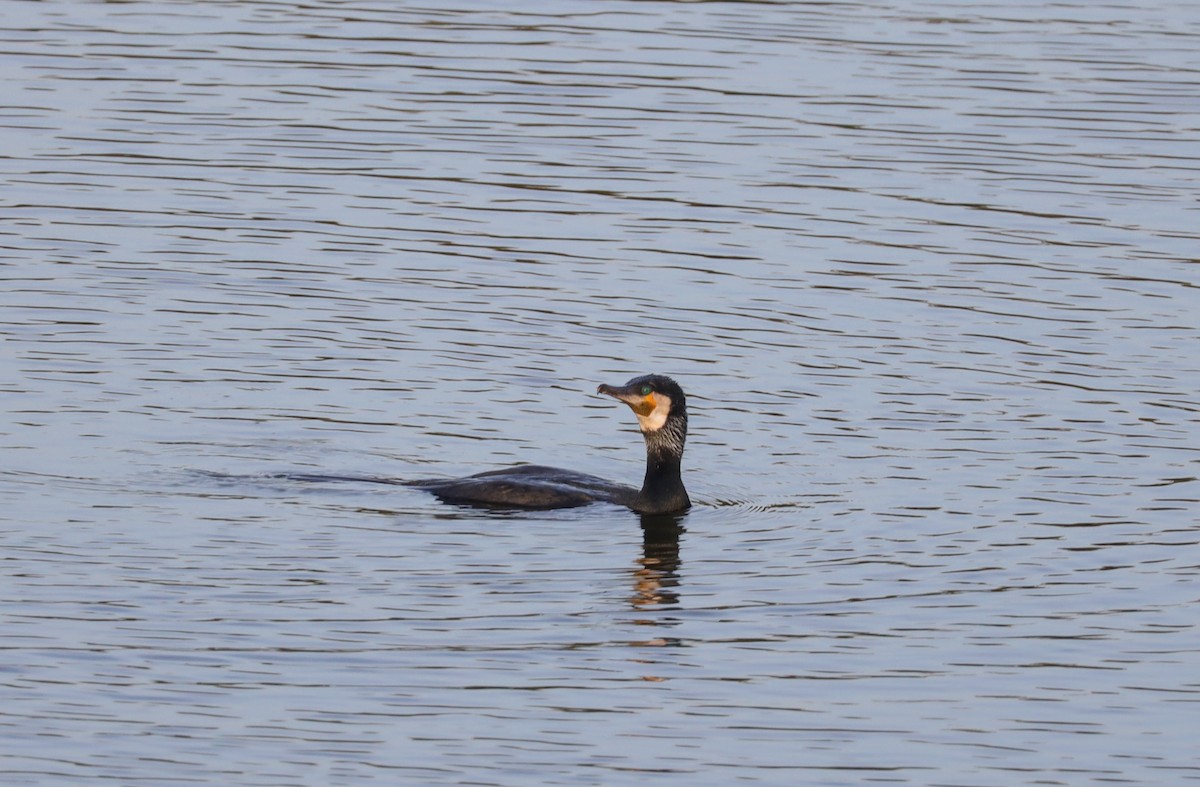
[636,419,690,514]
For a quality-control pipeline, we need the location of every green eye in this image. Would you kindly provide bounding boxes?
[640,385,653,396]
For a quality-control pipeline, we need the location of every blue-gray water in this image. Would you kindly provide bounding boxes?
[2,1,1198,784]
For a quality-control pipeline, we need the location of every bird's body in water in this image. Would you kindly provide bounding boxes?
[407,374,691,514]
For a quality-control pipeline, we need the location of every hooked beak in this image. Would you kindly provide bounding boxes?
[598,382,656,416]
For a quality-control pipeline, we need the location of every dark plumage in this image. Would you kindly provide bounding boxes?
[407,374,691,514]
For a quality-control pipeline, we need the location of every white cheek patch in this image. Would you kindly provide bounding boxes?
[635,393,672,433]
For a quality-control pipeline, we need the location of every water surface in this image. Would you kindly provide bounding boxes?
[2,1,1199,784]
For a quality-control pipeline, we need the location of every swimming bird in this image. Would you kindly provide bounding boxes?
[407,374,691,514]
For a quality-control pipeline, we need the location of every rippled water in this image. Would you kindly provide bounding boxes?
[3,1,1199,784]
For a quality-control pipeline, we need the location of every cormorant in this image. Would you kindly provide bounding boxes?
[407,374,690,514]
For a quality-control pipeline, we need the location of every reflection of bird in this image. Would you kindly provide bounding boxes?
[408,375,691,514]
[633,516,685,608]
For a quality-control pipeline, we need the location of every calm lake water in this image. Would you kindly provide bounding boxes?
[3,0,1199,784]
